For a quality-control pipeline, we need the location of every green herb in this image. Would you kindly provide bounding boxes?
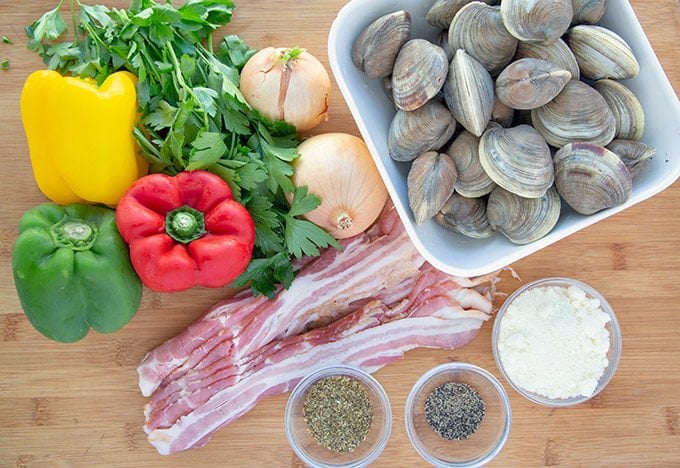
[1,59,8,70]
[2,36,12,44]
[25,0,340,297]
[425,382,485,440]
[303,375,373,453]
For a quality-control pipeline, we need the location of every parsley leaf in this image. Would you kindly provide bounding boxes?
[187,131,227,170]
[143,100,177,131]
[285,186,341,258]
[26,3,67,46]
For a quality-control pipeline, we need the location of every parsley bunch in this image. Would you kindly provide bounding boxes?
[26,0,340,297]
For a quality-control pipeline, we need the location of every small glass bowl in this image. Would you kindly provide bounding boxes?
[285,365,392,467]
[492,277,622,407]
[405,362,511,467]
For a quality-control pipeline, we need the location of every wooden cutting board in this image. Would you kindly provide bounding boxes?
[1,1,678,466]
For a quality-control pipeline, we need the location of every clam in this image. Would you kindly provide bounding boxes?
[500,0,573,44]
[567,25,639,80]
[388,100,457,161]
[491,97,515,127]
[392,39,449,111]
[407,151,458,224]
[593,79,645,141]
[531,80,616,148]
[446,49,494,137]
[448,2,518,76]
[514,38,580,80]
[426,0,500,29]
[352,10,411,80]
[571,0,607,25]
[479,124,554,198]
[446,130,496,197]
[436,193,494,238]
[487,186,561,244]
[607,139,656,178]
[495,58,571,110]
[554,142,632,215]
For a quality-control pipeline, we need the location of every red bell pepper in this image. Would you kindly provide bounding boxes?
[115,170,255,292]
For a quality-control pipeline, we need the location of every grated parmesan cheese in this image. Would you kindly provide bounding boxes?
[497,284,611,399]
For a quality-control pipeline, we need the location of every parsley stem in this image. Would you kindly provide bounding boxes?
[70,0,79,46]
[166,44,210,128]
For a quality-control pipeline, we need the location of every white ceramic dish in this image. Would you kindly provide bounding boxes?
[328,0,680,277]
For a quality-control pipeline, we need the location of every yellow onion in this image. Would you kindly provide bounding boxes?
[292,133,388,239]
[239,47,331,132]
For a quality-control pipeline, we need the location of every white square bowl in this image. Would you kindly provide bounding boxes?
[328,0,680,277]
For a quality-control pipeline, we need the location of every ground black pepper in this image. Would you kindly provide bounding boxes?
[424,382,485,440]
[303,375,373,453]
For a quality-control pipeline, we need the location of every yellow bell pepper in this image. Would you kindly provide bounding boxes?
[20,70,148,206]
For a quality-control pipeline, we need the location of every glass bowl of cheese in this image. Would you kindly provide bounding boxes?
[492,277,622,407]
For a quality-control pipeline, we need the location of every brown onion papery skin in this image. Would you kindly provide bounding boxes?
[240,47,331,132]
[292,133,388,239]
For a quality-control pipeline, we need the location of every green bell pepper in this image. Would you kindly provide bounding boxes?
[12,203,142,343]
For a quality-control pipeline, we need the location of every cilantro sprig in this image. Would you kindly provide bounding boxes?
[26,0,340,297]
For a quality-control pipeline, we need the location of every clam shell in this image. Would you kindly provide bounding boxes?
[593,79,645,141]
[567,25,640,80]
[388,100,457,161]
[500,0,573,43]
[491,96,515,127]
[514,38,580,80]
[352,10,411,80]
[446,49,494,137]
[407,151,458,224]
[479,124,554,198]
[426,0,500,29]
[496,58,571,110]
[607,139,656,178]
[571,0,607,25]
[487,186,561,244]
[531,80,616,148]
[448,2,518,76]
[554,142,632,215]
[446,130,497,197]
[392,39,449,111]
[436,193,494,238]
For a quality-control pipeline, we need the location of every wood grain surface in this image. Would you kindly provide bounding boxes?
[1,0,679,466]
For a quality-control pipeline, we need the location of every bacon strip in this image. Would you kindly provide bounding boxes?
[137,204,422,397]
[143,266,492,430]
[144,271,495,454]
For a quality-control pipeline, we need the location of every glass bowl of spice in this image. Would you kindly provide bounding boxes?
[492,277,622,407]
[405,362,511,467]
[285,365,392,467]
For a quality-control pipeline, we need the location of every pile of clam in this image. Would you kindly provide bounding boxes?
[352,0,656,245]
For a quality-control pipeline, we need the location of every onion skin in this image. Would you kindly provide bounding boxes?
[292,133,388,239]
[239,47,331,132]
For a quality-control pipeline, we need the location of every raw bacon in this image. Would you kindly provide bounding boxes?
[142,266,494,431]
[137,204,422,397]
[137,202,502,454]
[144,268,496,454]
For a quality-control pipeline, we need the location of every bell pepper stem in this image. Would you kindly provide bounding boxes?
[50,218,97,251]
[166,206,206,244]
